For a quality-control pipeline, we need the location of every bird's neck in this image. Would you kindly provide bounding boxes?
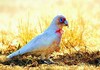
[55,28,63,37]
[44,23,63,36]
[56,28,63,34]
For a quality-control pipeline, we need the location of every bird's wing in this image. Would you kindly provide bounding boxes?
[7,34,41,58]
[7,32,58,58]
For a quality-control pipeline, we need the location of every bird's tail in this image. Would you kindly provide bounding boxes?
[7,50,20,59]
[7,45,31,59]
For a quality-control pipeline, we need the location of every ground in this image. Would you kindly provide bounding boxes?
[0,51,100,70]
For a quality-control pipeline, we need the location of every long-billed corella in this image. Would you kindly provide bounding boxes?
[7,15,68,62]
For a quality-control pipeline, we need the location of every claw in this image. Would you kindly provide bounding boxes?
[37,59,55,64]
[44,59,54,64]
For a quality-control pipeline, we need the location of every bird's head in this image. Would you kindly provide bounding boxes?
[45,15,68,35]
[52,15,68,29]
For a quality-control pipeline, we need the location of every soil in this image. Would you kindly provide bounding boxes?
[1,51,100,67]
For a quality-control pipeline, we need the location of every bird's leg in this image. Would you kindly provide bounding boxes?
[42,45,59,64]
[41,53,46,60]
[45,54,55,64]
[38,53,54,64]
[37,53,46,64]
[44,46,60,64]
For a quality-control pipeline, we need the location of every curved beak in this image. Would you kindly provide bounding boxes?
[64,20,68,27]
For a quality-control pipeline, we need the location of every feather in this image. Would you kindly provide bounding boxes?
[7,15,68,59]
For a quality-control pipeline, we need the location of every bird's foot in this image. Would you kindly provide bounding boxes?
[44,59,55,64]
[37,59,55,64]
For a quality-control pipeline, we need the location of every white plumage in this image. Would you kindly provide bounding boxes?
[7,15,68,59]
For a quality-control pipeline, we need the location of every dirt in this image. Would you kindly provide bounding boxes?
[1,51,100,68]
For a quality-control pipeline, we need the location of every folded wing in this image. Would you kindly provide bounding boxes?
[7,32,58,58]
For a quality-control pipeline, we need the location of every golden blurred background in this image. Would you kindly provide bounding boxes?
[0,0,100,54]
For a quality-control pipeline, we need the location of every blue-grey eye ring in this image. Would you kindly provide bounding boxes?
[60,18,63,22]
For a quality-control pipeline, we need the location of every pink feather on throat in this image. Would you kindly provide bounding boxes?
[55,28,63,37]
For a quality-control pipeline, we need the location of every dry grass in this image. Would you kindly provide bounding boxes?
[0,0,100,70]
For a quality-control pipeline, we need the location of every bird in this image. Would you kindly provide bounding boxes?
[7,15,68,62]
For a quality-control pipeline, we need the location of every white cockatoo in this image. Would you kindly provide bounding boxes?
[7,15,68,60]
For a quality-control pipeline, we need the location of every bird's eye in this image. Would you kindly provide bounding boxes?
[60,18,63,23]
[59,17,65,23]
